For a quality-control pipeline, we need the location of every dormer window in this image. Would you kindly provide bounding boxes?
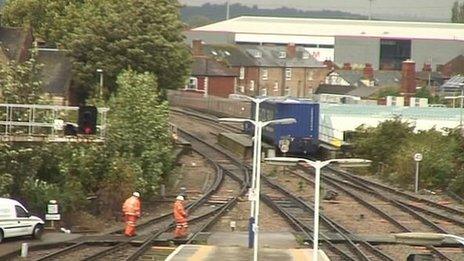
[302,52,310,59]
[279,51,286,58]
[254,51,262,58]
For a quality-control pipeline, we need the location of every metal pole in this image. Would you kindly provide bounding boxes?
[249,100,260,248]
[415,161,420,193]
[460,87,463,129]
[313,163,321,261]
[368,0,373,20]
[226,0,230,20]
[99,73,104,97]
[253,122,263,261]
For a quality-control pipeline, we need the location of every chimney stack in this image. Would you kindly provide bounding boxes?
[323,60,334,70]
[401,60,416,94]
[287,43,296,58]
[192,39,203,57]
[363,63,374,80]
[342,63,352,70]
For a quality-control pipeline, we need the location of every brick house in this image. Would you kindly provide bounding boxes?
[186,40,238,98]
[199,41,328,98]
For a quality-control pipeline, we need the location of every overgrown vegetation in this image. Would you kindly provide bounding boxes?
[351,118,464,195]
[452,1,464,23]
[3,0,191,101]
[0,0,186,227]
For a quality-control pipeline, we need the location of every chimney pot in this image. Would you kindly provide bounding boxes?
[323,60,334,70]
[363,63,374,80]
[342,63,352,70]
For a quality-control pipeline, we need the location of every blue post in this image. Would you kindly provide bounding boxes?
[248,217,255,248]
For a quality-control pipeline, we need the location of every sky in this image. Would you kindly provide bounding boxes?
[180,0,459,21]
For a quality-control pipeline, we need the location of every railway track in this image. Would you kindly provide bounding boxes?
[279,164,464,260]
[2,128,248,261]
[171,107,464,260]
[170,108,398,260]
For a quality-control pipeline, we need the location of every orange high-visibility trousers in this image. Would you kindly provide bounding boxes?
[124,215,138,237]
[174,222,188,238]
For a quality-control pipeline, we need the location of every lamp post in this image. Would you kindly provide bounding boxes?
[264,157,372,261]
[460,83,464,129]
[225,94,287,249]
[395,232,464,246]
[96,68,104,97]
[219,117,296,261]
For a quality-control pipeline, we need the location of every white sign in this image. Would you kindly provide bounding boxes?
[279,139,291,153]
[45,214,61,221]
[248,188,255,201]
[414,153,423,162]
[47,204,58,214]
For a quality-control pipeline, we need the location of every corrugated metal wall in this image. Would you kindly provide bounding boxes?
[335,36,381,69]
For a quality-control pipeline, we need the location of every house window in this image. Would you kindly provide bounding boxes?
[239,66,245,80]
[262,69,268,80]
[285,68,292,80]
[284,87,290,96]
[237,86,245,93]
[279,51,286,58]
[249,80,255,91]
[273,81,279,92]
[186,77,198,90]
[260,88,267,96]
[308,71,314,81]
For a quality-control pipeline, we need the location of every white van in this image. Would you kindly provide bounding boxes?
[0,198,45,243]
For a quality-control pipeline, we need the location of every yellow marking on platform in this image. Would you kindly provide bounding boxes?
[188,245,215,261]
[151,246,177,250]
[291,249,312,261]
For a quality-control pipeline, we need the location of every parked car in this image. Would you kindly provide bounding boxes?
[0,198,45,243]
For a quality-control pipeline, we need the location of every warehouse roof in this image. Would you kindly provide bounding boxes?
[192,16,464,42]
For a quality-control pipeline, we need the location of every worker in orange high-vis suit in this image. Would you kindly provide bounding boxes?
[173,195,188,238]
[122,192,141,237]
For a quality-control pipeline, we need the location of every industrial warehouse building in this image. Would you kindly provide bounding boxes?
[185,16,464,71]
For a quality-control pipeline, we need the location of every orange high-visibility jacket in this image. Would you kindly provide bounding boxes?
[122,196,141,217]
[173,200,187,223]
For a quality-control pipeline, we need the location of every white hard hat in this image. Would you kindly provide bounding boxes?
[133,192,140,197]
[176,195,184,201]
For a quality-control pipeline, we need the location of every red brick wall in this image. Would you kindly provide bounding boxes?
[208,76,236,98]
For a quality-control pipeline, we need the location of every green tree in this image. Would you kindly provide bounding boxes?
[3,0,191,101]
[352,118,414,170]
[386,129,458,189]
[107,69,174,195]
[0,49,44,104]
[451,1,464,23]
[2,0,77,41]
[56,0,190,99]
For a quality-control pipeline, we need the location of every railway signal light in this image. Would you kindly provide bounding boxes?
[78,106,97,135]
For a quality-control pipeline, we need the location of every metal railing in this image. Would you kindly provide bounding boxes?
[0,104,109,142]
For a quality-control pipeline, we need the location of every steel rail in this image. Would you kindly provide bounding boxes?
[123,127,248,260]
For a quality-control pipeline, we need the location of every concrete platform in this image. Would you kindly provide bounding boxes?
[0,232,81,257]
[207,232,299,248]
[165,245,330,261]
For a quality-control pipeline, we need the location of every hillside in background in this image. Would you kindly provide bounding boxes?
[181,3,368,28]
